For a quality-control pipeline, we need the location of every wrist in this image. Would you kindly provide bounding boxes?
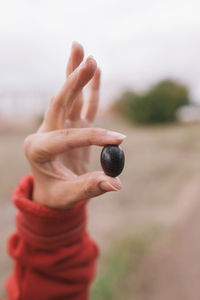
[32,183,50,207]
[13,174,89,249]
[32,176,71,209]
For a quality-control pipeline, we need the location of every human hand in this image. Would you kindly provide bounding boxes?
[24,42,126,209]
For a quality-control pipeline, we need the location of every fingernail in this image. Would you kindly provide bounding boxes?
[72,41,79,48]
[99,180,122,192]
[86,56,96,68]
[107,131,127,140]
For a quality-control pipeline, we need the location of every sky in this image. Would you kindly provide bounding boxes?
[1,0,200,107]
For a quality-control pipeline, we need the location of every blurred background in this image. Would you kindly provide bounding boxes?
[1,0,200,299]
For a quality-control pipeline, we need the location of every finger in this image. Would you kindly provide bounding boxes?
[57,171,122,208]
[54,57,97,127]
[24,128,126,162]
[66,42,84,77]
[38,96,57,132]
[39,43,84,133]
[83,68,101,122]
[66,42,84,120]
[67,94,83,120]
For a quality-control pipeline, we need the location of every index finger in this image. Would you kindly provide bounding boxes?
[25,128,126,162]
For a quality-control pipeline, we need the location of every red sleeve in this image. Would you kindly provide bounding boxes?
[5,175,99,300]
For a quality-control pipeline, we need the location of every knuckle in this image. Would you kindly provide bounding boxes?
[96,128,107,135]
[84,184,95,198]
[85,128,97,144]
[85,129,94,144]
[24,135,35,159]
[89,128,96,135]
[64,128,71,136]
[85,128,107,145]
[89,127,105,136]
[83,175,101,198]
[61,129,71,142]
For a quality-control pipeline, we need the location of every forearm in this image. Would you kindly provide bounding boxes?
[6,175,98,300]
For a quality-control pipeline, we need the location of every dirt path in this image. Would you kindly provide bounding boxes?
[134,176,200,300]
[0,201,15,298]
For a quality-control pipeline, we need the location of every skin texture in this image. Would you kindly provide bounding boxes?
[24,42,126,209]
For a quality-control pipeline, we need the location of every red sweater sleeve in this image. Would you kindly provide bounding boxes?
[6,175,99,300]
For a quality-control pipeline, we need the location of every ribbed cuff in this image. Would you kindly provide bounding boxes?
[13,175,88,249]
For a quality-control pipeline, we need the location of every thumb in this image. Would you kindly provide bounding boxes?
[64,171,122,206]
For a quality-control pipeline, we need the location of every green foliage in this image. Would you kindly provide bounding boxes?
[90,224,165,300]
[115,80,190,124]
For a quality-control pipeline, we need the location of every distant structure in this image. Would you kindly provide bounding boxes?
[0,90,50,116]
[177,105,200,123]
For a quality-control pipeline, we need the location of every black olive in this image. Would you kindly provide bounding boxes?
[100,145,125,177]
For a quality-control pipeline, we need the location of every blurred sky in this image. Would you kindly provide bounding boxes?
[1,0,200,106]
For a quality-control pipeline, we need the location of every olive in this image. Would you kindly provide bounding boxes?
[100,145,125,177]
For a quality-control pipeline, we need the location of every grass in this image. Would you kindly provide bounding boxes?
[90,224,165,300]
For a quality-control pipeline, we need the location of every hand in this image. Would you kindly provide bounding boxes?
[24,42,126,209]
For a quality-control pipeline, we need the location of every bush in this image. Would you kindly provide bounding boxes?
[115,80,190,124]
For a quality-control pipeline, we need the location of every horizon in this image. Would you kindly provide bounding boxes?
[1,0,200,110]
